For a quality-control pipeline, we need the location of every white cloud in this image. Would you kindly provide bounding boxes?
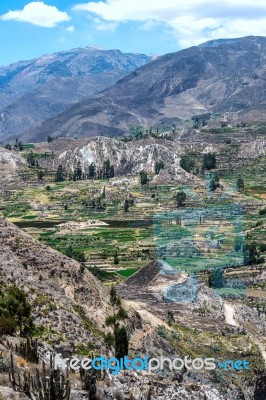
[66,25,75,32]
[1,1,70,28]
[73,0,266,46]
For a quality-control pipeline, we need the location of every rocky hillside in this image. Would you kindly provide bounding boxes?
[0,148,27,190]
[0,47,151,143]
[55,137,196,182]
[26,36,266,141]
[0,215,110,347]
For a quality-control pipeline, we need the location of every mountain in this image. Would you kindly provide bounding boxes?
[25,36,266,142]
[0,47,152,143]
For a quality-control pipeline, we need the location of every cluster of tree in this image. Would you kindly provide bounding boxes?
[82,197,106,211]
[0,285,34,337]
[5,139,24,151]
[27,152,39,168]
[180,152,217,174]
[55,160,115,183]
[105,286,128,360]
[121,127,174,142]
[192,115,209,129]
[65,245,86,263]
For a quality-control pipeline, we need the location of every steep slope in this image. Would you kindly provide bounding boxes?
[0,215,110,347]
[0,148,27,190]
[28,36,266,142]
[0,47,151,142]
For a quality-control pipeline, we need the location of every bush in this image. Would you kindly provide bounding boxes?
[0,316,17,335]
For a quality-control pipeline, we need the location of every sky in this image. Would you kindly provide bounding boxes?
[0,0,266,65]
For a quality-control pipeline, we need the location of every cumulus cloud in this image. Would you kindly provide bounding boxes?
[1,1,70,28]
[73,0,266,46]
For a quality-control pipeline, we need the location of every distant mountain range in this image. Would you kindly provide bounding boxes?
[1,36,266,143]
[0,47,152,143]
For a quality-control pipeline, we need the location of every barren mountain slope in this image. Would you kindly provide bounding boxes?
[0,47,151,142]
[26,36,266,142]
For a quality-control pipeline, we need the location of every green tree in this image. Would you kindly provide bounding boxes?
[203,153,217,170]
[175,190,186,207]
[140,170,148,185]
[27,152,36,167]
[113,251,119,265]
[115,326,129,360]
[154,160,165,175]
[208,268,224,289]
[180,154,195,173]
[18,141,23,151]
[167,310,175,326]
[55,164,65,182]
[237,177,244,192]
[37,170,44,180]
[65,245,85,262]
[0,285,34,337]
[88,163,96,179]
[209,173,220,192]
[105,286,128,359]
[124,199,130,212]
[73,161,83,181]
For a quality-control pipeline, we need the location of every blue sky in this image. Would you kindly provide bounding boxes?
[1,1,266,66]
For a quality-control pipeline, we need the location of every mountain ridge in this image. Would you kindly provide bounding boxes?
[0,46,152,143]
[20,35,266,142]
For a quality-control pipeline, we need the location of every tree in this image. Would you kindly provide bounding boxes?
[248,243,260,265]
[47,135,54,143]
[209,173,220,192]
[103,159,115,179]
[208,268,224,289]
[73,161,83,181]
[140,170,148,185]
[105,286,128,359]
[55,164,65,182]
[175,190,186,207]
[113,251,119,265]
[37,170,44,180]
[154,160,165,175]
[167,310,175,326]
[124,199,130,212]
[5,143,12,150]
[203,153,217,170]
[88,163,96,179]
[115,326,128,360]
[237,178,244,192]
[27,152,36,167]
[180,154,195,173]
[65,245,86,262]
[0,285,34,337]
